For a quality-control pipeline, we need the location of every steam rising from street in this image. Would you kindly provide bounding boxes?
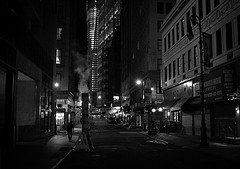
[72,51,90,94]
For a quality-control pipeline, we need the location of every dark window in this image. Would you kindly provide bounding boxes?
[192,5,196,15]
[157,2,164,14]
[157,59,161,71]
[164,66,168,82]
[157,39,162,51]
[238,15,240,45]
[166,3,172,14]
[181,17,185,37]
[206,0,211,15]
[188,49,192,70]
[216,28,222,55]
[176,23,180,41]
[214,0,220,7]
[168,33,171,49]
[198,0,203,20]
[172,28,175,45]
[187,11,190,27]
[157,20,163,32]
[192,5,196,26]
[168,63,172,80]
[177,57,181,75]
[57,5,64,19]
[173,60,176,78]
[164,37,167,52]
[182,54,186,73]
[226,21,233,51]
[194,45,198,67]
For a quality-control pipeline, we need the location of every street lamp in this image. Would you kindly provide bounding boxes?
[136,79,146,131]
[187,14,209,148]
[53,82,60,135]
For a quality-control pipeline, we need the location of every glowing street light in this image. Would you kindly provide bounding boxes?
[54,82,60,88]
[136,79,146,130]
[158,107,163,112]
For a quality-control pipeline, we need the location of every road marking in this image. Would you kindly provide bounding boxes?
[146,140,167,145]
[119,132,137,134]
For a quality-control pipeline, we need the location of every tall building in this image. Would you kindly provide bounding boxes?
[0,0,56,167]
[87,0,99,107]
[120,0,175,127]
[54,0,87,132]
[161,0,240,137]
[96,0,121,112]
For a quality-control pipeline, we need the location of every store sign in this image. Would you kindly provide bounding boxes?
[204,67,235,103]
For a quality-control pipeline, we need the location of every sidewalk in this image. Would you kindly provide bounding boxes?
[141,131,240,161]
[12,125,82,169]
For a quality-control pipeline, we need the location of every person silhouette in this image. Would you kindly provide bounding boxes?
[67,121,74,141]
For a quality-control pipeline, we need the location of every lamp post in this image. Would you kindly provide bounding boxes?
[187,14,209,148]
[53,82,60,135]
[136,79,146,131]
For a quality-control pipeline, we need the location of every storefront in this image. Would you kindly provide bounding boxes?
[202,62,240,137]
[56,108,66,132]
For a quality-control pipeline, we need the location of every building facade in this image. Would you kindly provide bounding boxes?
[87,0,99,108]
[161,0,240,137]
[96,0,121,112]
[120,0,175,128]
[54,0,87,132]
[0,0,56,167]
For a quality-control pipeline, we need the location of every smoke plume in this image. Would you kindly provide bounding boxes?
[72,51,90,94]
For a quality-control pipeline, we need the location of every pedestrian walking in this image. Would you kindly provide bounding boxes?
[163,118,170,134]
[67,121,74,141]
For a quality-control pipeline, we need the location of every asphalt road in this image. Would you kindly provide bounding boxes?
[55,118,237,169]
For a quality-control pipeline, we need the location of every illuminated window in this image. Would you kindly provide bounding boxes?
[56,73,61,86]
[57,27,63,40]
[56,49,62,65]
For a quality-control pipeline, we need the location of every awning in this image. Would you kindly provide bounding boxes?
[160,99,179,109]
[170,97,190,111]
[182,96,201,111]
